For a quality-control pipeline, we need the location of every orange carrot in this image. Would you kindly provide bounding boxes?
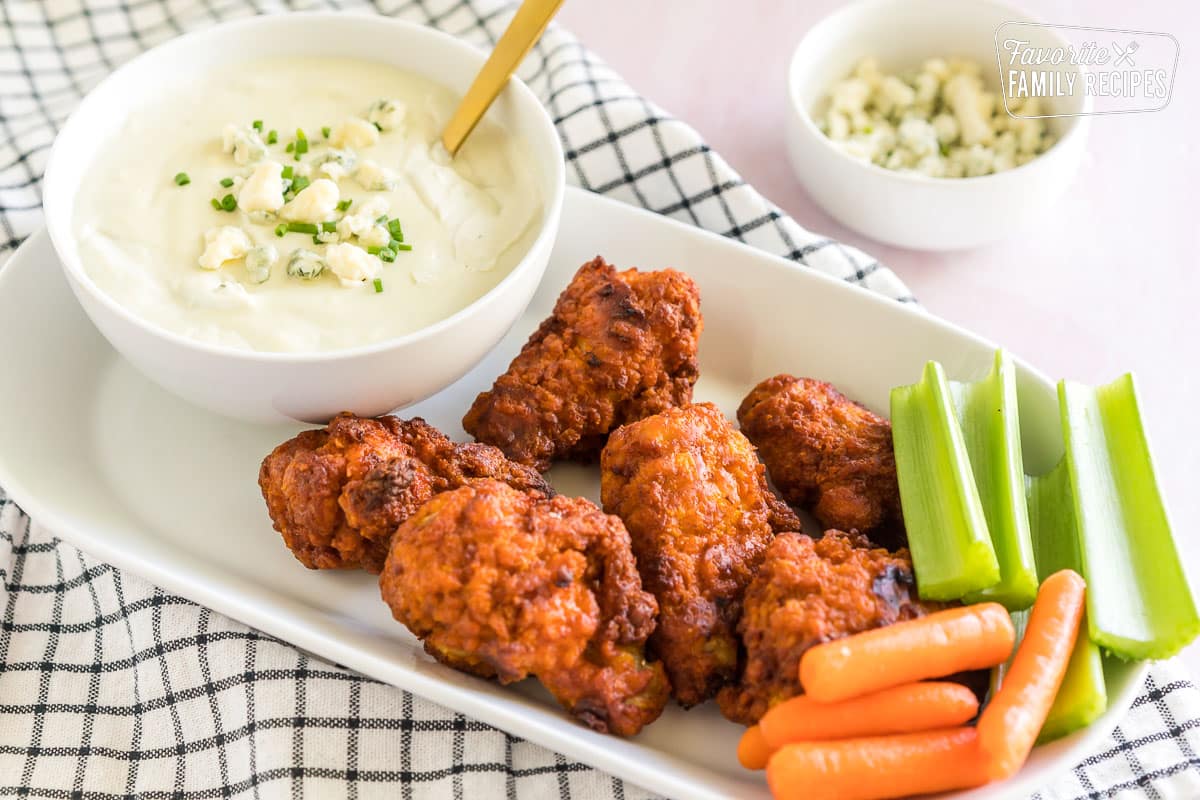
[759,682,979,747]
[737,724,772,770]
[977,569,1086,780]
[765,727,990,800]
[799,602,1015,702]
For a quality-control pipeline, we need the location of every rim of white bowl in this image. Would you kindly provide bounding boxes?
[787,0,1095,188]
[43,12,566,364]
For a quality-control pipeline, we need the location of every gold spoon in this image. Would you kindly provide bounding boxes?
[441,0,566,157]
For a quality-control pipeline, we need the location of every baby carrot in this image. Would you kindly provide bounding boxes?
[977,569,1086,780]
[799,603,1015,702]
[759,682,979,747]
[765,728,990,800]
[737,724,772,770]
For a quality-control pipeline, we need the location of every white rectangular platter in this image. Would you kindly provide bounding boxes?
[0,186,1141,799]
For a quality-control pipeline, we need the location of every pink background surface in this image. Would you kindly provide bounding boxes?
[559,0,1200,673]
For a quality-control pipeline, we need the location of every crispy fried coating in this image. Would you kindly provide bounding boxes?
[738,375,904,548]
[600,403,801,707]
[463,257,703,471]
[716,531,936,724]
[379,480,669,737]
[259,413,551,573]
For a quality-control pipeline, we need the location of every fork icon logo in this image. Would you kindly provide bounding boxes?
[1112,40,1139,67]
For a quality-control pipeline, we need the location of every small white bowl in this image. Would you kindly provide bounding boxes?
[43,13,564,424]
[785,0,1091,251]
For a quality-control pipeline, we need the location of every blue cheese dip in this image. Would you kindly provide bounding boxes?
[74,57,543,352]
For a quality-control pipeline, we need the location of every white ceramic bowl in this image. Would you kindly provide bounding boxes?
[43,12,565,424]
[786,0,1091,251]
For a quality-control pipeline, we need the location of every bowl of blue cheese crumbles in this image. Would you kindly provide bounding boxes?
[784,0,1090,251]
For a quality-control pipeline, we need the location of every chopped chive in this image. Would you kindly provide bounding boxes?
[267,129,278,145]
[281,165,294,180]
[291,126,307,159]
[379,248,396,263]
[286,142,295,153]
[395,243,412,251]
[375,215,388,224]
[252,119,263,131]
[373,278,383,293]
[274,223,287,237]
[321,126,331,139]
[373,122,383,131]
[366,246,381,255]
[291,176,310,194]
[219,177,235,188]
[220,194,237,212]
[312,234,322,245]
[210,198,222,210]
[387,239,401,251]
[336,199,352,212]
[173,172,190,186]
[387,218,404,241]
[320,221,337,232]
[285,222,319,235]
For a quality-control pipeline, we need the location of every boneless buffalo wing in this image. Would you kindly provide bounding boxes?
[463,257,702,471]
[738,375,905,548]
[379,480,669,737]
[716,530,938,725]
[600,402,800,707]
[259,413,550,573]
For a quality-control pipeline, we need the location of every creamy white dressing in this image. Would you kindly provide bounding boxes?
[74,57,543,352]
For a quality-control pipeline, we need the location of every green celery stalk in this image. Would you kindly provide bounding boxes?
[988,608,1029,702]
[1059,375,1200,660]
[953,350,1039,610]
[1026,462,1107,742]
[1038,614,1108,743]
[891,360,1000,600]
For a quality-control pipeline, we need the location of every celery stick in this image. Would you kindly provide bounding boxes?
[954,350,1039,610]
[1038,620,1108,742]
[1060,374,1200,660]
[891,361,1000,600]
[988,609,1028,702]
[1027,462,1107,742]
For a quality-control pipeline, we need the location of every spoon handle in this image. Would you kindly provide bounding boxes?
[441,0,565,157]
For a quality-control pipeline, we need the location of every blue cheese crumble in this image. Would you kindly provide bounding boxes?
[819,58,1055,178]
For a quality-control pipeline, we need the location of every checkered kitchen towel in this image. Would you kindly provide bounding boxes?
[1,1,1198,798]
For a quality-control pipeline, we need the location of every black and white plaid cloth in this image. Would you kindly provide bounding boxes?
[1,2,1198,798]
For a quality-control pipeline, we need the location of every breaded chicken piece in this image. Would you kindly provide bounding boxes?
[463,257,702,471]
[259,413,550,573]
[738,375,904,548]
[600,403,801,707]
[717,531,937,724]
[379,480,669,737]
